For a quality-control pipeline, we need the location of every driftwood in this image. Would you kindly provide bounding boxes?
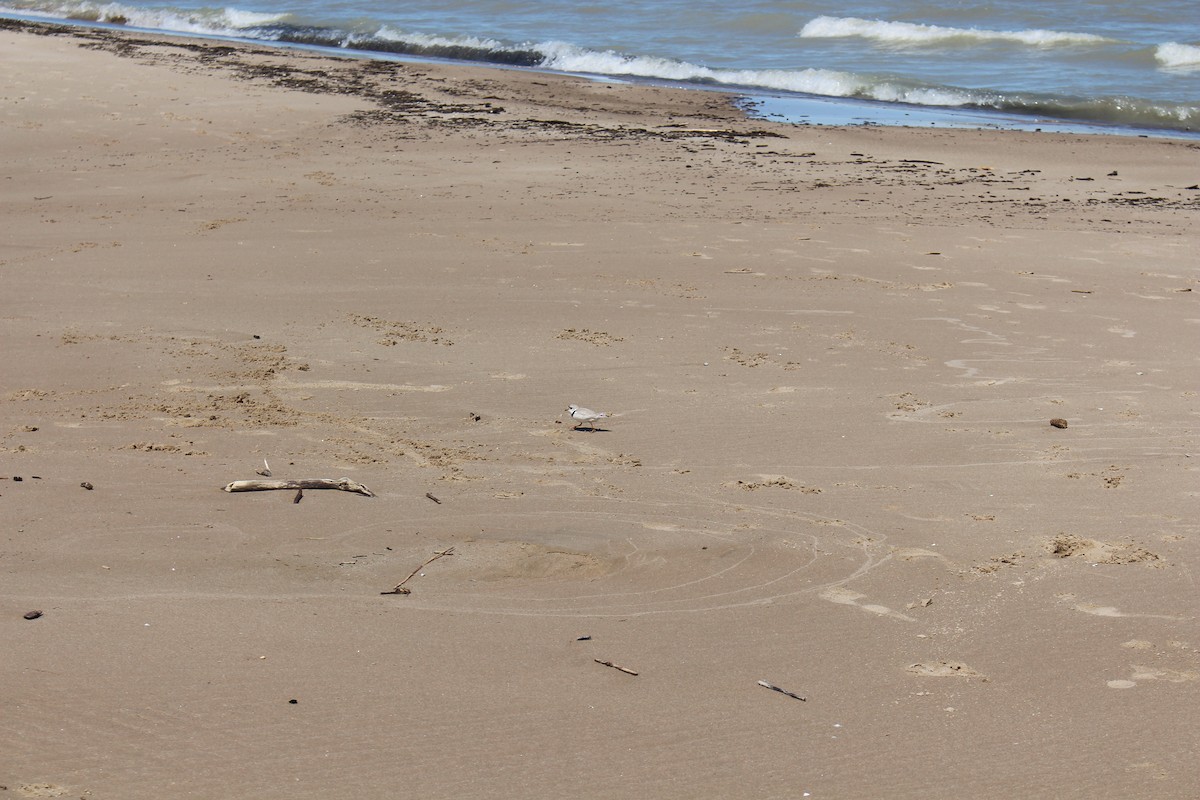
[222,478,374,497]
[381,548,455,595]
[757,680,806,701]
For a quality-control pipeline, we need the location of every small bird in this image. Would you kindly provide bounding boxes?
[566,404,608,430]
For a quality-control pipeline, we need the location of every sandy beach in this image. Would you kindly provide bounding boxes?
[3,18,1199,799]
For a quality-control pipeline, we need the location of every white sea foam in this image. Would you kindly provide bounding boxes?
[537,42,979,106]
[537,40,717,81]
[217,7,285,28]
[1155,42,1200,69]
[538,41,867,96]
[5,0,288,32]
[372,25,504,52]
[798,15,1110,48]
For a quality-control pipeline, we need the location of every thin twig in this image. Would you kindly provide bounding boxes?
[595,659,638,676]
[758,680,806,701]
[293,488,303,504]
[425,492,442,504]
[381,548,455,595]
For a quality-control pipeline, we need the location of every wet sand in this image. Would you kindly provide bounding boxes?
[3,19,1199,800]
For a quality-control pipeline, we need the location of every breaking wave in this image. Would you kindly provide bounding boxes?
[1155,42,1200,69]
[798,15,1113,48]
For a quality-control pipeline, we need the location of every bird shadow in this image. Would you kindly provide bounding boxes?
[571,426,610,433]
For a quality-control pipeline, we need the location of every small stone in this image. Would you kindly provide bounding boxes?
[1050,418,1069,429]
[81,482,94,490]
[24,610,43,620]
[289,698,298,704]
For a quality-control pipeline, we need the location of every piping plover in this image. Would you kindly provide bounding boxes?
[566,404,608,430]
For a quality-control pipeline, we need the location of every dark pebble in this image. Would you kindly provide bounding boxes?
[1050,418,1069,429]
[81,482,94,490]
[24,610,43,620]
[289,698,298,704]
[13,476,22,482]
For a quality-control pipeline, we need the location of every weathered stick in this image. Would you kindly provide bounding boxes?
[425,492,442,504]
[758,680,806,701]
[293,488,303,504]
[222,478,374,497]
[381,548,455,595]
[595,659,638,676]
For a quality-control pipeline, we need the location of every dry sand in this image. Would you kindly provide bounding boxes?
[3,18,1199,799]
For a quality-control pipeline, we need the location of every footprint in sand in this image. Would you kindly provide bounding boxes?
[1130,666,1199,683]
[820,586,914,622]
[1121,639,1155,650]
[1072,603,1184,621]
[16,785,71,798]
[1108,666,1199,689]
[907,661,987,679]
[1047,533,1160,565]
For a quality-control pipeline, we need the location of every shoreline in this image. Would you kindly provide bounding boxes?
[5,12,1200,140]
[4,16,1199,800]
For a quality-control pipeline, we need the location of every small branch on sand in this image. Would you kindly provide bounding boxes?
[595,659,638,676]
[425,492,442,504]
[222,478,374,497]
[293,488,303,504]
[381,548,455,595]
[757,680,806,701]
